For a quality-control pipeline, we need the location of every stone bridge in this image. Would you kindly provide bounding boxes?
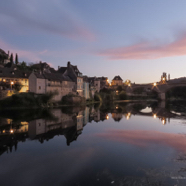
[128,82,186,100]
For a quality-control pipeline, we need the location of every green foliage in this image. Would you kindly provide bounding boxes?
[0,92,57,108]
[10,53,13,63]
[18,61,27,70]
[13,82,22,92]
[15,53,18,65]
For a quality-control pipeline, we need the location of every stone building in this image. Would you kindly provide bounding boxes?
[111,75,123,86]
[29,71,75,101]
[87,76,109,93]
[58,62,84,96]
[83,76,90,99]
[0,63,30,93]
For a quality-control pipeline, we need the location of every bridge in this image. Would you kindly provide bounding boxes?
[126,80,186,100]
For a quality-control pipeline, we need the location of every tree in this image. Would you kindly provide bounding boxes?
[10,53,13,63]
[19,61,27,70]
[15,53,19,65]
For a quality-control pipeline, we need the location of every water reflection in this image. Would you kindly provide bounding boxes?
[0,101,186,156]
[1,101,186,185]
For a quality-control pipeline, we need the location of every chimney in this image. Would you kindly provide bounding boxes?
[67,61,70,68]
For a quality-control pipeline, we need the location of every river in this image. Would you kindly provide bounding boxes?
[0,101,186,186]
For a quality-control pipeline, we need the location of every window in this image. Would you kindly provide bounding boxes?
[39,86,41,90]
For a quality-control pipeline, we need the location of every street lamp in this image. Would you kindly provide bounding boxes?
[153,82,157,86]
[11,81,14,90]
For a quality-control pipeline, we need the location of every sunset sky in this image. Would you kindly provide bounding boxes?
[1,0,186,83]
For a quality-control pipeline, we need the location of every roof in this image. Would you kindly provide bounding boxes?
[113,75,123,81]
[97,76,108,81]
[33,72,73,82]
[58,67,67,74]
[0,67,31,79]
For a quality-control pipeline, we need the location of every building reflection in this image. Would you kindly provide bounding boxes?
[112,113,123,122]
[0,102,186,156]
[0,107,93,156]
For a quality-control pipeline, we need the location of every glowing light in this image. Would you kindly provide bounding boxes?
[116,106,118,109]
[163,77,165,81]
[162,119,165,125]
[11,81,14,85]
[107,79,109,82]
[106,115,109,120]
[126,113,131,120]
[10,129,14,133]
[3,79,5,82]
[3,130,5,133]
[128,83,131,87]
[126,112,131,120]
[153,114,157,119]
[153,82,157,86]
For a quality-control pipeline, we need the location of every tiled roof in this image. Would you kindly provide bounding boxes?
[0,67,31,78]
[113,75,123,81]
[33,72,73,82]
[58,67,67,74]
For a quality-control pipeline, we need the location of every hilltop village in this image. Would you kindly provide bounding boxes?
[1,48,186,104]
[0,49,131,102]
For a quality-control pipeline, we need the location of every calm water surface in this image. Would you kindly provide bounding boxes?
[0,102,186,186]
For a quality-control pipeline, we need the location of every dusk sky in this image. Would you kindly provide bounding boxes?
[1,0,186,83]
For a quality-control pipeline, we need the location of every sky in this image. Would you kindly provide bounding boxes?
[1,0,186,83]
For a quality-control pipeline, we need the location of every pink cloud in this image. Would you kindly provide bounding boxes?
[97,129,186,152]
[99,35,186,60]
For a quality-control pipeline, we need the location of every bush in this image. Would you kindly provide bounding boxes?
[94,93,102,102]
[13,82,22,92]
[166,87,186,99]
[119,91,127,100]
[0,92,57,108]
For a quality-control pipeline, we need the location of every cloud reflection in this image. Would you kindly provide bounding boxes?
[97,129,186,152]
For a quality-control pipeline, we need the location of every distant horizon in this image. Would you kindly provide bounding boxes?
[2,48,186,85]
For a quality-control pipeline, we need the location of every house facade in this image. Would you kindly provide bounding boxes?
[29,71,75,101]
[58,62,84,96]
[0,65,30,93]
[111,75,123,86]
